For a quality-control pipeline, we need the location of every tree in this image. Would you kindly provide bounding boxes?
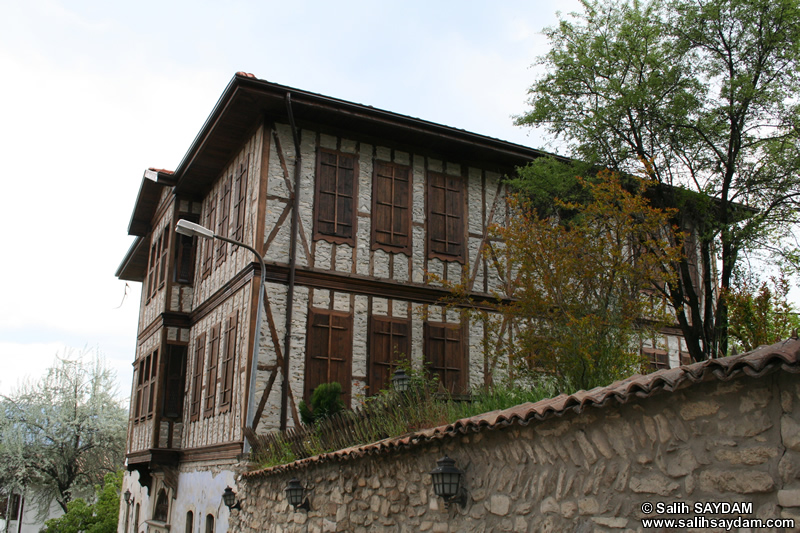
[726,271,800,352]
[453,169,681,392]
[0,348,127,515]
[40,471,123,533]
[516,0,800,360]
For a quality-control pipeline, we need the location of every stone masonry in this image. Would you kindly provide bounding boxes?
[230,340,800,532]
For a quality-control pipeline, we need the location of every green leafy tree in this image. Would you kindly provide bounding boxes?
[727,272,800,352]
[447,169,681,392]
[41,470,123,533]
[517,0,800,360]
[0,348,127,515]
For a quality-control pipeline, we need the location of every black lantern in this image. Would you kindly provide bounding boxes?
[222,486,241,511]
[123,489,132,505]
[391,368,410,392]
[429,456,468,509]
[284,478,310,511]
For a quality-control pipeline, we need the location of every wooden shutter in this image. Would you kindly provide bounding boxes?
[216,176,232,261]
[158,230,169,288]
[233,157,249,242]
[314,149,357,245]
[305,308,353,406]
[148,349,158,418]
[190,333,206,421]
[372,161,411,253]
[219,311,238,411]
[204,324,221,417]
[368,316,410,395]
[202,194,217,279]
[424,322,465,394]
[427,172,465,262]
[174,232,196,284]
[162,345,186,418]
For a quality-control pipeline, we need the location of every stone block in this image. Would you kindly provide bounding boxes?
[714,446,778,466]
[629,474,680,495]
[778,489,800,507]
[591,517,628,528]
[489,494,511,516]
[783,415,800,452]
[699,469,774,493]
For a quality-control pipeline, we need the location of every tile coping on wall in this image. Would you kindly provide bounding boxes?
[244,334,800,479]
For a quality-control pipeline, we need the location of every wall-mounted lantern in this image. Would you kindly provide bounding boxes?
[392,368,410,392]
[429,456,468,509]
[222,487,241,511]
[285,478,311,511]
[123,490,132,506]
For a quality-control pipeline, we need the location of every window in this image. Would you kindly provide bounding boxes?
[204,514,214,533]
[424,322,466,394]
[174,214,198,284]
[427,172,465,262]
[368,316,410,395]
[8,493,22,521]
[153,489,169,522]
[146,230,169,300]
[644,348,669,371]
[162,345,186,418]
[314,149,357,245]
[305,308,353,406]
[232,158,249,242]
[201,194,217,279]
[204,324,221,417]
[219,311,238,412]
[190,333,206,421]
[372,161,411,253]
[216,176,232,262]
[185,511,193,533]
[135,349,159,422]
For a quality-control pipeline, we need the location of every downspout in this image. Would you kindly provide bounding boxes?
[281,93,302,431]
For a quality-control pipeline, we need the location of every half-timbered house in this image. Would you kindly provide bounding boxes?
[115,72,692,533]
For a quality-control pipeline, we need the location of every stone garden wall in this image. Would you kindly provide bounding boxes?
[231,346,800,532]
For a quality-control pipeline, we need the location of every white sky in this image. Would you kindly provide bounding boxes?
[0,0,585,399]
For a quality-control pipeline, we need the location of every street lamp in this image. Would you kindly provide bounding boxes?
[175,219,265,454]
[429,456,468,509]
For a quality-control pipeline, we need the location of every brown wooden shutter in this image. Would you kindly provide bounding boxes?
[372,162,411,253]
[233,157,249,242]
[424,322,465,394]
[158,230,169,288]
[174,232,196,284]
[219,311,238,411]
[368,316,410,395]
[217,176,232,261]
[305,308,353,406]
[427,172,465,262]
[314,149,357,245]
[204,324,221,416]
[202,194,217,279]
[148,349,158,418]
[190,333,206,421]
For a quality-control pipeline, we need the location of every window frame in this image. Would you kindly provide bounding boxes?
[367,315,411,395]
[203,323,221,418]
[218,311,238,413]
[371,160,412,254]
[232,157,249,242]
[201,193,217,279]
[304,308,353,407]
[426,171,466,263]
[423,321,466,394]
[190,332,206,422]
[313,148,358,246]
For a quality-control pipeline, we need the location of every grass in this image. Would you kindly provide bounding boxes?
[248,377,557,470]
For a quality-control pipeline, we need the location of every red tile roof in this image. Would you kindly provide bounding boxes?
[245,335,800,478]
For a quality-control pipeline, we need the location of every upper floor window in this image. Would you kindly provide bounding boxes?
[427,172,465,262]
[314,149,357,246]
[216,176,232,263]
[232,157,249,242]
[204,324,221,417]
[201,193,217,279]
[219,311,239,413]
[190,332,206,422]
[162,345,186,419]
[305,308,353,407]
[372,161,411,254]
[424,322,466,394]
[134,349,158,422]
[147,229,169,300]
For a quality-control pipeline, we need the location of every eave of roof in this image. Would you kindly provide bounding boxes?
[245,335,800,478]
[172,72,561,197]
[115,235,148,281]
[126,170,172,237]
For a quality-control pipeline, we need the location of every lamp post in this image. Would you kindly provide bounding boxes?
[175,219,265,454]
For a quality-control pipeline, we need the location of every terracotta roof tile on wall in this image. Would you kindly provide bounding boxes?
[245,336,800,478]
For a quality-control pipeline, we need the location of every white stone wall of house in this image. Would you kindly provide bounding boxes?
[232,370,800,533]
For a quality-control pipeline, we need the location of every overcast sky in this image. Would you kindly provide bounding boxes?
[0,0,589,399]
